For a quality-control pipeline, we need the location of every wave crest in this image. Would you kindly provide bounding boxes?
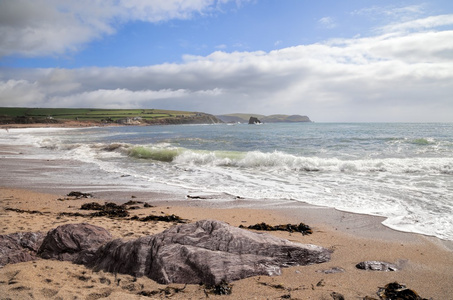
[59,141,452,176]
[128,146,181,162]
[170,149,452,175]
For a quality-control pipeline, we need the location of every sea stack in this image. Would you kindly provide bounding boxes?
[248,116,261,124]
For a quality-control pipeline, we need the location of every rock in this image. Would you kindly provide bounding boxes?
[0,232,45,268]
[38,223,112,262]
[85,220,330,285]
[376,282,429,300]
[356,261,398,271]
[248,116,261,124]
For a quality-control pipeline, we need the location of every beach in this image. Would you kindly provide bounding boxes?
[1,150,452,299]
[1,123,453,299]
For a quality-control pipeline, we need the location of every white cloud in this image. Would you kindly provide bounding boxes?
[379,14,453,33]
[352,4,425,20]
[0,79,45,106]
[0,0,250,57]
[47,88,190,108]
[0,0,117,57]
[1,14,452,122]
[318,17,337,29]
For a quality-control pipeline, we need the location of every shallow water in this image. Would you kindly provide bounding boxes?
[1,122,452,240]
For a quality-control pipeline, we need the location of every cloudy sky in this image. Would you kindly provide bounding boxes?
[1,0,452,122]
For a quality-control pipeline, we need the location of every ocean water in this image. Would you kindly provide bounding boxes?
[1,123,452,240]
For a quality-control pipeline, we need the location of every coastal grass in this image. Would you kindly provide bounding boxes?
[0,107,198,122]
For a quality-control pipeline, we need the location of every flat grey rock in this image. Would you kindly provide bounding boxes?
[356,261,398,271]
[85,219,331,285]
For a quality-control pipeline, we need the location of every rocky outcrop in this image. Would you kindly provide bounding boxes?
[84,220,330,285]
[38,223,112,262]
[248,116,261,124]
[3,221,330,286]
[0,232,45,267]
[356,261,398,271]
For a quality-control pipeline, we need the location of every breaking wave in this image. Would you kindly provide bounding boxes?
[128,146,181,162]
[122,145,453,175]
[5,123,452,240]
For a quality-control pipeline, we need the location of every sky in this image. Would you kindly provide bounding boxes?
[1,0,453,122]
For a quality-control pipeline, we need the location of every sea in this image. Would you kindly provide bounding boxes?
[1,122,452,241]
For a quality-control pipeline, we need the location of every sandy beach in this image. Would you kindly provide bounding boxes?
[1,140,453,299]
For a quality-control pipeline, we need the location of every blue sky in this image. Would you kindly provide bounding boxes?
[1,0,453,122]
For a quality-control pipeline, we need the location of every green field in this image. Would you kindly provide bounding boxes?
[0,107,198,122]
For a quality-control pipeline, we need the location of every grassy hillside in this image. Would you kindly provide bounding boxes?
[215,113,265,123]
[0,107,221,125]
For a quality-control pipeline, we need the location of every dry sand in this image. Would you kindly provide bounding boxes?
[1,187,452,300]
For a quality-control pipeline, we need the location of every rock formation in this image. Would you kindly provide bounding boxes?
[38,223,112,262]
[356,261,398,271]
[0,232,44,267]
[83,220,330,285]
[2,221,330,286]
[248,116,261,124]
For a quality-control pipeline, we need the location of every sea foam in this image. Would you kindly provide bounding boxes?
[2,123,452,241]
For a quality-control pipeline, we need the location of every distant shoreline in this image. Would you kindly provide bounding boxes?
[0,120,120,129]
[0,107,223,127]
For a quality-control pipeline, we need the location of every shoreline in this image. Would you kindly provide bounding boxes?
[1,136,453,298]
[2,142,452,249]
[1,186,453,299]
